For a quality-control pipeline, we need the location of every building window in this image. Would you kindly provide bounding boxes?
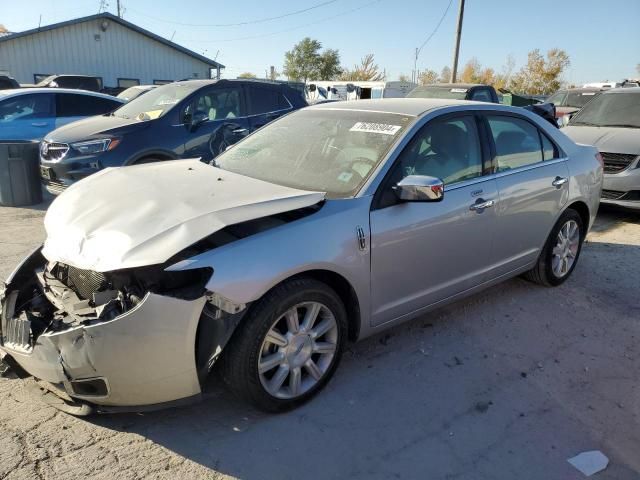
[117,78,140,88]
[34,74,52,84]
[153,80,172,85]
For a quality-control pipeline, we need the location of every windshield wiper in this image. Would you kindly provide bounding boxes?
[600,124,640,129]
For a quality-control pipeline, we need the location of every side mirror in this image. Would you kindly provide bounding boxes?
[190,111,209,131]
[393,175,444,202]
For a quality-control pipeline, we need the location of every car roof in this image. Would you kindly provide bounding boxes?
[309,98,492,116]
[414,83,487,89]
[601,87,640,94]
[0,88,124,101]
[563,87,604,93]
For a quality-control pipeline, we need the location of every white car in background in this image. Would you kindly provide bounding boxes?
[563,88,640,210]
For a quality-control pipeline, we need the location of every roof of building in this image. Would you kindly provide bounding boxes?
[0,13,224,69]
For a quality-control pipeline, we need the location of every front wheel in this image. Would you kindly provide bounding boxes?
[220,278,347,412]
[524,209,585,287]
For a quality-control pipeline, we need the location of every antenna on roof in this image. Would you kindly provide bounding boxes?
[38,15,42,29]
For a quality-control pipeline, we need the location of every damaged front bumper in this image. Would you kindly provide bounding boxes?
[0,248,242,414]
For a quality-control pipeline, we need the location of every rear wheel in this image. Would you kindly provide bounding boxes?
[524,209,584,287]
[220,278,347,412]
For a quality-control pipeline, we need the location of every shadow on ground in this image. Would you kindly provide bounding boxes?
[83,240,640,480]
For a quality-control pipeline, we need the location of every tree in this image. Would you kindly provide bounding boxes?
[283,37,341,82]
[398,74,411,82]
[318,49,342,80]
[510,48,570,94]
[460,58,482,83]
[440,66,452,83]
[238,72,257,79]
[417,69,438,85]
[0,25,7,33]
[340,54,384,81]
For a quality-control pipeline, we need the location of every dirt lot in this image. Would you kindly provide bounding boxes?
[0,199,638,480]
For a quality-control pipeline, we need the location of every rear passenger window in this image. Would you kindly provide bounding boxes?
[56,94,120,117]
[487,116,543,171]
[471,89,492,102]
[248,87,280,115]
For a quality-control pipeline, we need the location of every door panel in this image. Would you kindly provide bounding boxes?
[485,114,570,276]
[370,178,499,326]
[247,85,290,131]
[369,113,496,327]
[0,93,54,140]
[492,161,569,274]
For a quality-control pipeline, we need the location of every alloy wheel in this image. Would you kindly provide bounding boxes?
[258,302,338,399]
[551,219,580,278]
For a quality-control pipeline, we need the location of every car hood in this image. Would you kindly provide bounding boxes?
[562,126,640,155]
[44,114,149,143]
[42,159,325,272]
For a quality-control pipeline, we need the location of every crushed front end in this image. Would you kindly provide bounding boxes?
[0,247,230,414]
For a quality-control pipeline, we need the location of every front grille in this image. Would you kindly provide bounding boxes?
[601,152,637,174]
[40,141,69,162]
[53,264,109,300]
[601,189,626,200]
[2,314,32,351]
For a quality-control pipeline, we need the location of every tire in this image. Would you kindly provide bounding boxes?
[524,208,585,287]
[220,278,347,412]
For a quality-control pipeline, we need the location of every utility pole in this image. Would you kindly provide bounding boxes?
[412,47,418,84]
[450,0,465,83]
[117,0,122,18]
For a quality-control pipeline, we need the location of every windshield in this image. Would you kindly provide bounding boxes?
[407,86,468,100]
[565,91,601,108]
[112,83,199,120]
[216,109,413,198]
[570,92,640,128]
[547,91,566,106]
[117,86,152,101]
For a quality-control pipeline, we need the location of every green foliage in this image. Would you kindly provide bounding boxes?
[283,38,342,82]
[238,72,257,79]
[509,49,570,95]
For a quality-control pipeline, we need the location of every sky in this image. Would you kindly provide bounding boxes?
[2,0,639,84]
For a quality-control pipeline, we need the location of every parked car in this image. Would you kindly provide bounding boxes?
[0,75,20,90]
[1,99,602,415]
[407,83,499,103]
[563,88,640,210]
[0,88,124,141]
[116,85,157,102]
[546,87,603,119]
[40,79,307,195]
[32,75,103,92]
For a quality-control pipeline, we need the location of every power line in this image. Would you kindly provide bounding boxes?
[126,0,340,27]
[176,0,382,43]
[417,0,454,56]
[412,0,454,82]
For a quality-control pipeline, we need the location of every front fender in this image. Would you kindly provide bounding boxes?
[168,197,372,325]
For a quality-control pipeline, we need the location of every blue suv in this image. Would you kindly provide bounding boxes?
[40,79,307,194]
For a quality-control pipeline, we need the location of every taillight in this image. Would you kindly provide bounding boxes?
[595,152,604,167]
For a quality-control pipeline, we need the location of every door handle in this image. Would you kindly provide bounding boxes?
[552,176,568,188]
[469,198,495,212]
[232,128,248,135]
[31,122,47,127]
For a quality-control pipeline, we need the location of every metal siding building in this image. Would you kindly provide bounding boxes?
[0,13,224,87]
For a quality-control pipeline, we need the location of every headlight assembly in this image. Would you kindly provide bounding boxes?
[70,138,120,155]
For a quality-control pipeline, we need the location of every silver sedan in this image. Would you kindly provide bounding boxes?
[0,99,602,414]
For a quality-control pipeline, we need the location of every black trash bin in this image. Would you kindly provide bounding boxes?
[0,140,43,207]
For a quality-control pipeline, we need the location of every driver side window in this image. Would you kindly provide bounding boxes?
[376,115,483,209]
[398,115,482,185]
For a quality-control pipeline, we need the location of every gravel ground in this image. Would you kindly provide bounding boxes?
[0,199,638,480]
